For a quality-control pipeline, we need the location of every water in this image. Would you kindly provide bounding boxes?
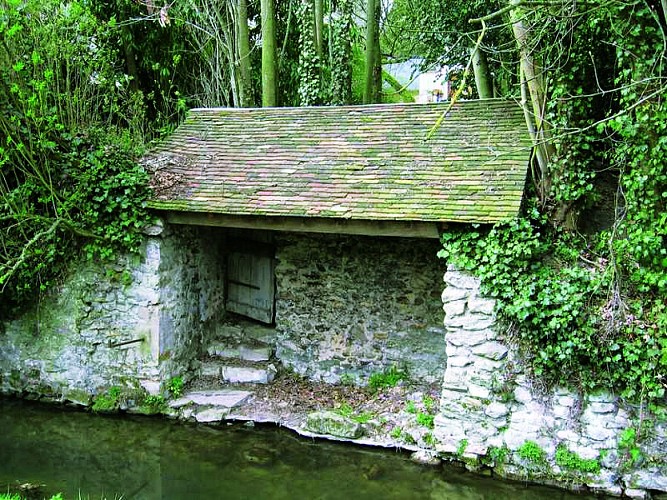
[0,398,592,500]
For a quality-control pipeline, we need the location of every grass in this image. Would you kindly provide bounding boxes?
[0,494,122,500]
[416,412,435,429]
[91,386,123,413]
[405,396,437,429]
[518,440,547,465]
[334,402,376,424]
[167,376,184,398]
[0,495,63,500]
[555,444,601,474]
[368,366,407,392]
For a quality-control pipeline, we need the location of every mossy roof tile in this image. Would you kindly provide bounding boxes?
[145,99,531,223]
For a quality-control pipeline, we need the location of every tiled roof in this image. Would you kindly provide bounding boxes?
[145,99,531,223]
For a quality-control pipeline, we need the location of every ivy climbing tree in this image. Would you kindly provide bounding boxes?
[298,0,321,105]
[330,0,353,104]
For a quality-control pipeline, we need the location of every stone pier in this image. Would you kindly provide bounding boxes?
[435,266,667,497]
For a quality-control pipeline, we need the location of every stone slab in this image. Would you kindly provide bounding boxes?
[169,397,193,409]
[304,411,363,439]
[207,342,239,358]
[195,407,229,423]
[239,345,272,362]
[222,365,276,384]
[200,361,222,377]
[183,389,253,408]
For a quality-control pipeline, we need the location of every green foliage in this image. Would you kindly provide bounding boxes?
[297,0,321,105]
[334,402,375,424]
[140,394,167,414]
[456,438,468,456]
[167,376,184,398]
[0,496,64,500]
[422,395,437,413]
[416,412,434,429]
[423,432,436,447]
[488,444,509,466]
[554,444,600,474]
[425,0,667,409]
[383,0,514,95]
[367,366,406,392]
[329,0,353,105]
[0,493,119,500]
[405,396,437,429]
[517,441,546,465]
[336,402,354,418]
[440,206,667,401]
[0,0,152,318]
[92,386,122,413]
[618,427,643,468]
[339,373,356,386]
[353,411,375,424]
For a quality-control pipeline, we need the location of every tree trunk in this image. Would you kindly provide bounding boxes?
[261,0,277,106]
[237,0,253,107]
[471,46,493,99]
[330,0,352,104]
[298,0,321,105]
[363,0,381,104]
[120,25,139,92]
[315,0,324,61]
[509,0,554,201]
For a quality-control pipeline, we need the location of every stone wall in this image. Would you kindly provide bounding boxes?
[0,222,225,401]
[156,224,225,382]
[273,233,446,384]
[434,266,667,498]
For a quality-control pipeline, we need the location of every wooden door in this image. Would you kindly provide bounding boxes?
[226,248,275,324]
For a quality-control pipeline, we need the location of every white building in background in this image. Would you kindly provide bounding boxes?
[417,70,450,103]
[384,58,451,103]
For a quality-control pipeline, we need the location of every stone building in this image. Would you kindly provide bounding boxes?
[142,99,530,385]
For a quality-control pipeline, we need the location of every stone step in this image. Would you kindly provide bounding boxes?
[199,360,278,384]
[207,341,273,362]
[222,364,277,384]
[200,360,225,378]
[215,322,276,345]
[239,345,272,362]
[169,389,253,409]
[168,389,253,423]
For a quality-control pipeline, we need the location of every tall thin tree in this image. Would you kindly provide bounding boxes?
[261,0,277,106]
[298,0,321,105]
[314,0,324,61]
[330,0,353,104]
[363,0,381,104]
[471,46,493,98]
[509,0,554,201]
[237,0,254,107]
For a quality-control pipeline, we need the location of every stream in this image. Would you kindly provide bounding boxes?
[0,398,595,499]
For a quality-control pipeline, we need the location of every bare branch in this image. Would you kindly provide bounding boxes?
[425,20,488,140]
[0,219,61,291]
[469,0,573,24]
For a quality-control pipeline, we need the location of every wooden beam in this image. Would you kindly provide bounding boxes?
[162,211,442,239]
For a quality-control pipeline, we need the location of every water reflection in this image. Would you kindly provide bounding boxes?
[1,398,590,500]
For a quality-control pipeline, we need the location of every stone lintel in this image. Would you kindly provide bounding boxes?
[163,211,441,239]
